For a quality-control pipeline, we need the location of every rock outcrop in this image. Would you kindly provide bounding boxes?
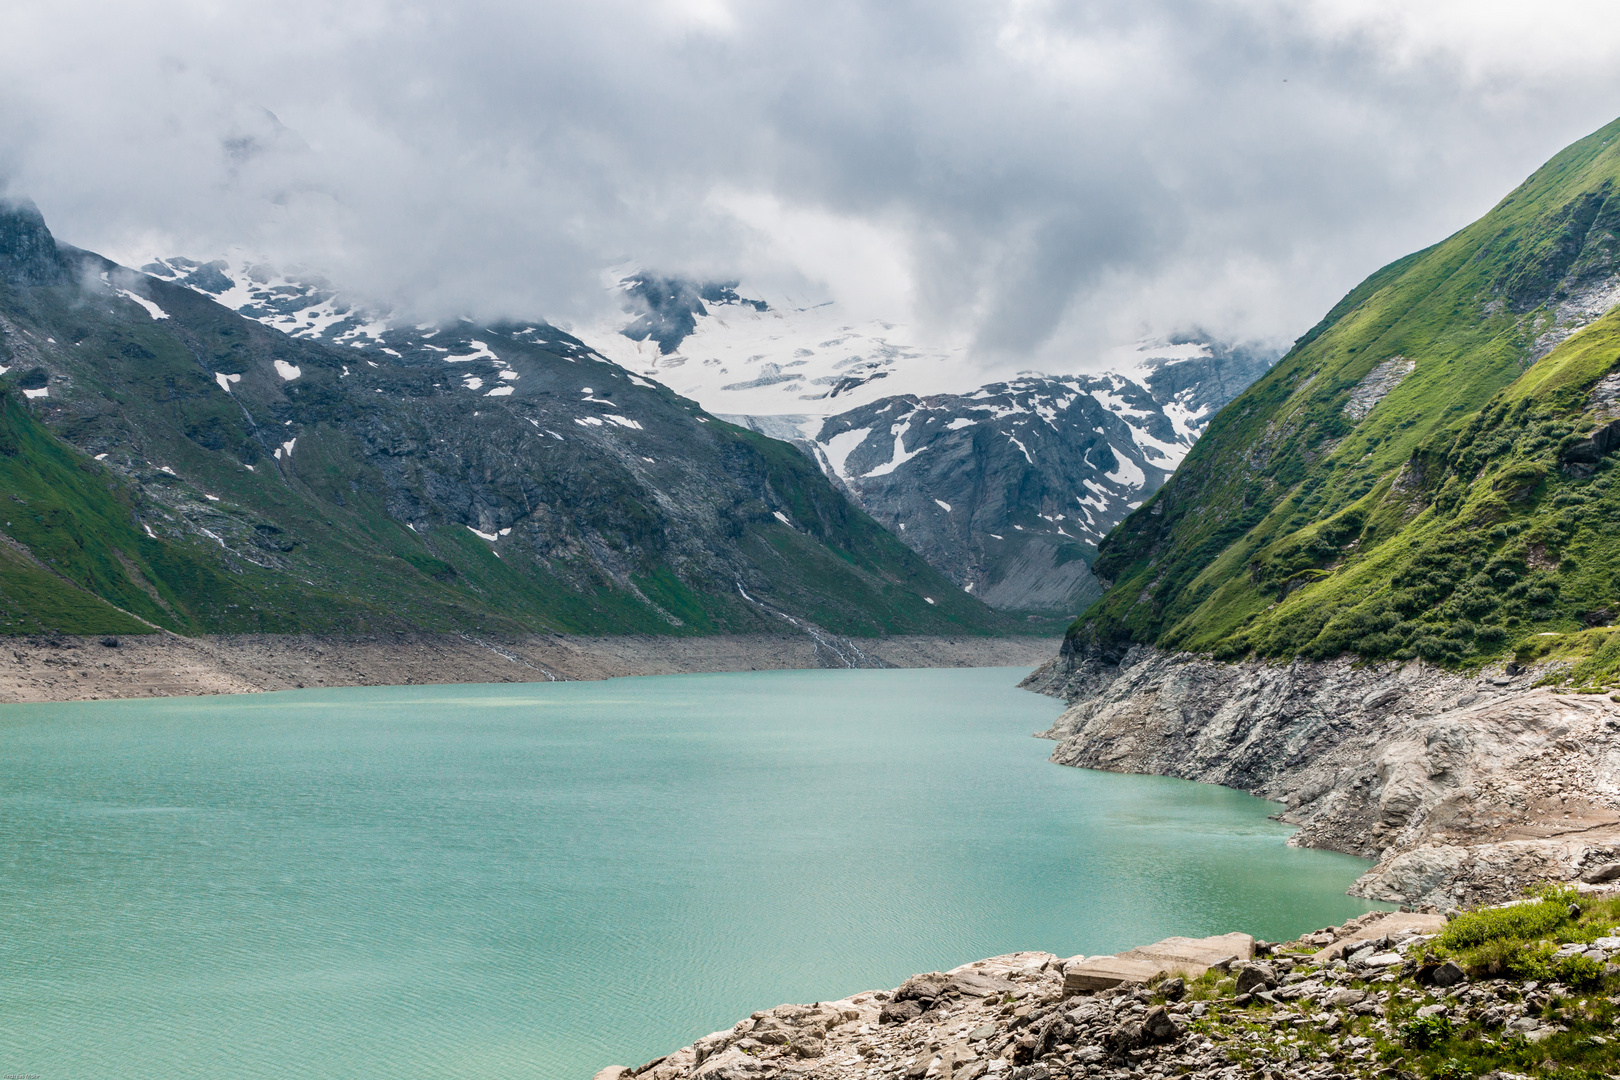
[0,198,74,286]
[1023,644,1620,910]
[594,907,1567,1080]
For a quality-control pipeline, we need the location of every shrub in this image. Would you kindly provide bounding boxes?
[1438,891,1573,950]
[1467,937,1555,980]
[1558,953,1605,990]
[1401,1015,1453,1049]
[1432,1059,1470,1080]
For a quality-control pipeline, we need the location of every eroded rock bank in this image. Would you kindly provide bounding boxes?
[1022,644,1620,910]
[0,632,1060,704]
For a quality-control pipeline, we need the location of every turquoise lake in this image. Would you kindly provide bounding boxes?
[0,666,1384,1079]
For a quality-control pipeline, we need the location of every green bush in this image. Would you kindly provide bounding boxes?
[1558,953,1606,990]
[1431,1058,1470,1080]
[1401,1015,1453,1049]
[1438,890,1574,950]
[1465,937,1556,980]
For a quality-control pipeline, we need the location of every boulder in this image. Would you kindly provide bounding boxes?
[1141,1005,1181,1043]
[1062,955,1165,994]
[693,1033,734,1064]
[1585,862,1620,884]
[1234,964,1276,996]
[1432,960,1465,988]
[894,975,947,1004]
[1101,1020,1142,1057]
[694,1049,778,1080]
[1118,932,1255,977]
[879,1000,924,1025]
[1062,932,1255,994]
[947,971,1017,999]
[790,1037,825,1059]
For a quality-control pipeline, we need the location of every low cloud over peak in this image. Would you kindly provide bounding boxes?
[6,0,1620,373]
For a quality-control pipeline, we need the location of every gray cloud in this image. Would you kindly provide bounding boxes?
[4,0,1620,372]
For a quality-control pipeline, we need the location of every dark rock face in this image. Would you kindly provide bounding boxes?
[0,199,74,286]
[784,346,1275,614]
[619,275,767,355]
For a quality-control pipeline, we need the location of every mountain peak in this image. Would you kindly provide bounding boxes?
[0,197,73,287]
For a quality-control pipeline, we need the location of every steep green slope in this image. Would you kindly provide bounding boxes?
[0,201,1017,639]
[0,383,382,635]
[1075,116,1620,680]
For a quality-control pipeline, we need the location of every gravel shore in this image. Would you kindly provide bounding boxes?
[0,631,1060,703]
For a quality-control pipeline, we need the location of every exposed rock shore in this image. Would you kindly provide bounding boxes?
[595,905,1589,1080]
[1021,644,1620,910]
[0,631,1059,704]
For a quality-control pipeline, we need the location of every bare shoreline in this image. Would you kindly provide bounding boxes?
[0,631,1062,704]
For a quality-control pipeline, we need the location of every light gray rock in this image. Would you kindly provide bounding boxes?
[1026,643,1620,907]
[694,1049,779,1080]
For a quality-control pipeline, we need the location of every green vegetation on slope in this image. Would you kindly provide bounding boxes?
[1172,885,1620,1080]
[1075,115,1620,683]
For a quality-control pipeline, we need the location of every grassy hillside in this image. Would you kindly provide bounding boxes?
[1075,116,1620,685]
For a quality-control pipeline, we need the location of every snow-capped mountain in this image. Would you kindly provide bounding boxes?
[584,273,981,416]
[743,343,1278,614]
[0,225,1012,641]
[148,257,1275,615]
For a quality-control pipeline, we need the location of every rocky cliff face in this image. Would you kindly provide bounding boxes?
[0,198,73,286]
[789,346,1274,615]
[1024,645,1620,910]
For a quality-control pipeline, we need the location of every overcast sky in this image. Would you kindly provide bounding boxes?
[5,0,1620,371]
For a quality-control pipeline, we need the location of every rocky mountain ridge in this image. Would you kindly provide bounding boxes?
[1073,115,1620,673]
[768,345,1273,615]
[0,199,1014,641]
[150,257,1276,619]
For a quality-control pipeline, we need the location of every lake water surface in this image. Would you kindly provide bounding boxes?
[0,666,1383,1079]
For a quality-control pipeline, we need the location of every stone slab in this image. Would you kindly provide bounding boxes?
[1063,932,1255,994]
[1119,932,1254,974]
[1063,955,1166,993]
[1309,912,1447,964]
